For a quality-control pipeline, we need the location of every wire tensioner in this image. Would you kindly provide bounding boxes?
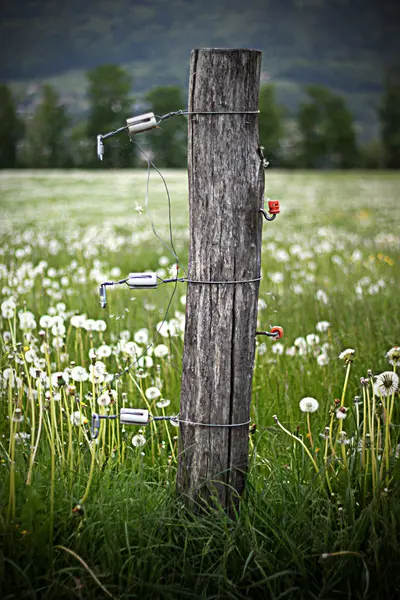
[97,112,158,160]
[99,272,158,308]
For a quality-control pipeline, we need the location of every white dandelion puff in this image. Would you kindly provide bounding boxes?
[145,386,162,400]
[132,434,146,447]
[153,344,169,358]
[374,371,399,397]
[70,366,89,382]
[338,348,355,362]
[299,397,319,413]
[156,398,171,408]
[386,346,400,367]
[316,321,331,333]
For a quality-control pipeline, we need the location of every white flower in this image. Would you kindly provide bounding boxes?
[2,306,14,319]
[24,349,36,363]
[168,318,182,337]
[386,346,400,367]
[135,203,143,214]
[271,342,284,355]
[134,328,149,345]
[316,289,329,304]
[292,284,303,295]
[270,272,284,284]
[374,371,399,397]
[316,321,330,333]
[1,297,16,319]
[145,386,161,400]
[52,336,64,349]
[97,392,112,406]
[19,311,36,330]
[336,407,347,420]
[97,344,112,358]
[120,330,131,342]
[299,397,319,413]
[94,320,107,332]
[132,434,146,447]
[159,256,169,267]
[51,322,66,337]
[338,348,355,362]
[257,342,267,356]
[84,319,96,331]
[39,315,54,328]
[258,298,267,311]
[70,411,87,426]
[14,432,30,443]
[29,366,46,381]
[137,355,153,369]
[70,314,87,328]
[156,398,171,408]
[306,333,320,346]
[168,264,179,278]
[154,344,169,358]
[317,354,329,366]
[285,346,296,357]
[294,337,307,350]
[51,371,69,387]
[70,366,89,382]
[123,341,140,357]
[156,321,170,338]
[13,408,24,423]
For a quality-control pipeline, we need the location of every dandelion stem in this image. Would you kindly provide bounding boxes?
[361,386,367,469]
[341,362,352,407]
[306,413,314,449]
[367,384,377,494]
[273,415,319,474]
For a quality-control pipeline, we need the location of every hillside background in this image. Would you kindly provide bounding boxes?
[1,0,399,141]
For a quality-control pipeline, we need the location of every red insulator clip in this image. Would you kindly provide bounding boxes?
[270,326,283,340]
[268,200,280,215]
[256,326,284,340]
[260,199,280,222]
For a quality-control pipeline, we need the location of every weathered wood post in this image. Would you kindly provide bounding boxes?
[177,49,264,509]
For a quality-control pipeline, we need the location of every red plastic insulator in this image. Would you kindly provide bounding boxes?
[268,200,280,215]
[270,326,283,340]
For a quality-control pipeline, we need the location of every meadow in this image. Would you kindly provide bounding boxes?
[0,168,399,599]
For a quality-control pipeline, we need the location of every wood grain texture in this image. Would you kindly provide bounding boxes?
[177,49,264,509]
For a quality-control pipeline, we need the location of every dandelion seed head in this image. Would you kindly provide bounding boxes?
[156,398,171,408]
[338,348,355,362]
[386,346,400,367]
[299,397,319,413]
[316,320,330,333]
[374,371,399,397]
[132,434,146,447]
[145,386,161,400]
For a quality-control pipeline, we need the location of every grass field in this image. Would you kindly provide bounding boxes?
[0,169,400,599]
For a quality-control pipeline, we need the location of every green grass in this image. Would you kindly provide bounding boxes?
[0,169,399,599]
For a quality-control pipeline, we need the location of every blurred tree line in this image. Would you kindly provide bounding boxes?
[1,64,400,170]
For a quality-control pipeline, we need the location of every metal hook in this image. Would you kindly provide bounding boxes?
[260,208,277,222]
[91,412,119,438]
[97,135,104,161]
[256,326,284,340]
[91,413,100,439]
[260,200,280,222]
[99,284,107,308]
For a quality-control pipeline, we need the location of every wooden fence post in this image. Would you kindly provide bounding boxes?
[177,49,264,509]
